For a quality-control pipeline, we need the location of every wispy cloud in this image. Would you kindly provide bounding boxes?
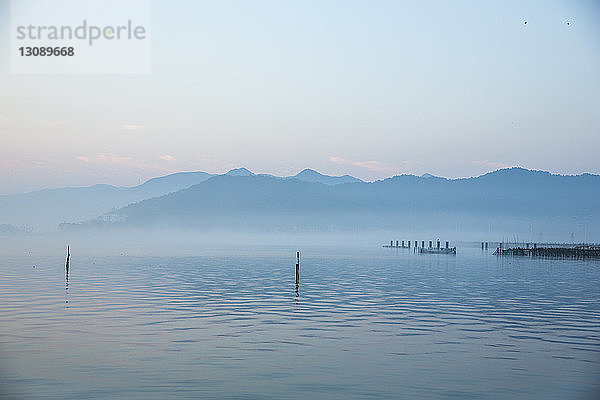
[95,154,134,164]
[119,124,145,131]
[74,153,168,172]
[329,156,407,174]
[471,160,512,169]
[0,159,22,169]
[75,156,92,163]
[74,153,226,175]
[42,120,68,127]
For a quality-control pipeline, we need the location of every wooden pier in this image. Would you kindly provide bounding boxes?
[382,240,411,248]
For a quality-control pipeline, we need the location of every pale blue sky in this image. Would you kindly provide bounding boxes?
[0,0,599,193]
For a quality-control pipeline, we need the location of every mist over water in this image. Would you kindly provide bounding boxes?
[2,168,598,245]
[0,230,471,257]
[1,226,596,260]
[1,240,599,399]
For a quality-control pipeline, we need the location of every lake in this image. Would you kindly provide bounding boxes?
[0,244,599,399]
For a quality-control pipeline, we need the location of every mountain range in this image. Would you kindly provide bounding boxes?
[51,167,600,241]
[0,168,364,231]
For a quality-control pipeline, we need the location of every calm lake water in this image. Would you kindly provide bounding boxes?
[0,244,599,399]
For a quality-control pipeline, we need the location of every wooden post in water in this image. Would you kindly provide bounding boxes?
[429,240,432,248]
[390,240,393,247]
[446,241,449,249]
[421,241,425,248]
[294,251,299,299]
[437,240,440,249]
[481,242,484,250]
[65,245,71,273]
[401,240,404,247]
[295,251,300,283]
[396,240,399,247]
[485,242,488,249]
[408,240,411,248]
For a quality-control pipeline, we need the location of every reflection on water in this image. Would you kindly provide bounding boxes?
[0,246,599,399]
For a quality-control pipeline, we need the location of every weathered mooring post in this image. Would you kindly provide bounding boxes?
[65,245,71,289]
[401,240,405,247]
[396,240,399,247]
[485,242,488,249]
[390,240,393,247]
[421,240,425,248]
[408,240,411,248]
[296,251,300,281]
[481,242,484,250]
[446,241,449,249]
[65,245,70,272]
[295,251,300,299]
[437,240,440,249]
[429,240,432,248]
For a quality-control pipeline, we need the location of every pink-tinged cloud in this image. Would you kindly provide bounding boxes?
[0,159,20,170]
[159,155,176,162]
[328,156,405,174]
[75,156,92,163]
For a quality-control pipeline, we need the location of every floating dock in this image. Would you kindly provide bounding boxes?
[383,239,456,254]
[419,247,456,255]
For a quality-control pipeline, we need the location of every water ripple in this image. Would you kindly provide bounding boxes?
[0,249,599,399]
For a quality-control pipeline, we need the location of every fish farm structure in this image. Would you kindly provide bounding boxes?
[494,244,600,258]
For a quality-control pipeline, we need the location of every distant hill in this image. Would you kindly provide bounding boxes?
[136,171,215,195]
[0,168,363,231]
[292,169,363,185]
[64,167,600,241]
[0,171,216,231]
[225,167,254,176]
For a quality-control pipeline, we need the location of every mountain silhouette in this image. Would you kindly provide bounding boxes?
[60,167,600,240]
[293,169,363,185]
[0,168,363,231]
[0,172,215,231]
[225,167,254,176]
